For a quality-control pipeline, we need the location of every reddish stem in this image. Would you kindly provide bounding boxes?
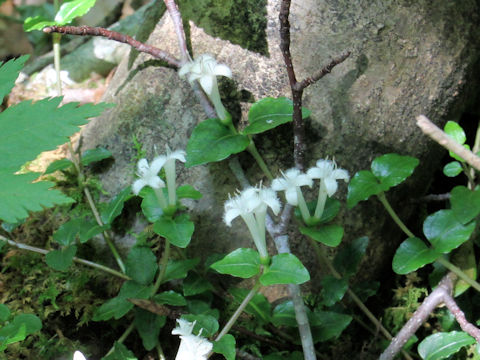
[43,25,180,68]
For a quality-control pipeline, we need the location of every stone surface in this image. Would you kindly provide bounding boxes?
[81,0,480,281]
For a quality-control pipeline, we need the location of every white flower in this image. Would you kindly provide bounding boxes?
[179,54,232,121]
[132,157,165,195]
[73,351,87,360]
[224,186,280,260]
[271,168,312,206]
[155,147,186,206]
[307,159,349,196]
[179,54,232,95]
[172,319,212,360]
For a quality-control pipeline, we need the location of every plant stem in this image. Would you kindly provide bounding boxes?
[376,192,415,238]
[67,142,126,273]
[53,0,62,96]
[436,256,480,292]
[152,239,171,295]
[1,236,130,280]
[105,322,135,356]
[247,141,273,180]
[214,281,261,342]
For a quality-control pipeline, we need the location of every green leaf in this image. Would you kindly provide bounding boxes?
[333,236,369,278]
[44,158,74,174]
[295,198,340,224]
[424,210,475,253]
[0,95,111,223]
[450,186,480,224]
[213,334,236,360]
[0,304,10,322]
[45,245,77,271]
[299,224,343,247]
[444,121,466,145]
[153,213,194,248]
[93,281,151,321]
[0,313,41,349]
[153,291,186,306]
[272,300,307,327]
[181,314,219,337]
[185,118,250,167]
[0,56,29,102]
[53,218,83,246]
[210,248,260,278]
[309,311,352,342]
[392,238,439,274]
[371,153,419,190]
[101,186,132,225]
[242,97,310,135]
[162,258,200,282]
[54,0,97,25]
[443,162,462,177]
[125,247,158,285]
[102,341,138,360]
[78,220,108,243]
[176,185,203,200]
[81,147,112,166]
[418,331,475,360]
[260,253,310,285]
[183,273,213,296]
[451,241,477,297]
[134,308,165,351]
[140,187,163,222]
[347,170,383,208]
[24,16,56,31]
[320,276,348,307]
[229,288,271,324]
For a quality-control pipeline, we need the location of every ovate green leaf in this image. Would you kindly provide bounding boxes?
[81,147,112,166]
[213,334,236,360]
[371,153,419,190]
[162,258,200,282]
[210,248,260,278]
[309,311,352,342]
[181,314,218,337]
[260,253,310,285]
[423,210,475,253]
[101,186,132,225]
[153,213,194,248]
[45,245,77,271]
[243,97,310,135]
[55,0,97,25]
[229,287,271,324]
[153,291,186,306]
[299,224,343,247]
[125,247,158,285]
[392,238,439,274]
[44,158,74,174]
[347,170,382,209]
[320,276,348,307]
[176,185,202,200]
[418,331,475,360]
[450,186,480,224]
[333,236,369,278]
[185,118,250,167]
[134,308,165,351]
[443,162,462,177]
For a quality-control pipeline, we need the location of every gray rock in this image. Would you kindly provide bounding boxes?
[81,0,480,281]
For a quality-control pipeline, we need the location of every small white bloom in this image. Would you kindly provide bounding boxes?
[172,319,212,360]
[179,54,232,120]
[73,351,87,360]
[271,168,312,206]
[223,186,280,260]
[132,157,165,195]
[179,54,232,95]
[307,159,349,196]
[156,147,186,205]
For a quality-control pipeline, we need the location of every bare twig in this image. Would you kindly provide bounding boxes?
[380,273,480,360]
[43,25,180,68]
[164,0,190,63]
[417,115,480,171]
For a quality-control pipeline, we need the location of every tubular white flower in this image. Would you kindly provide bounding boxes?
[307,159,349,220]
[223,186,280,260]
[73,351,87,360]
[271,168,312,206]
[172,319,212,360]
[179,54,232,121]
[307,159,349,197]
[132,157,166,195]
[157,146,186,206]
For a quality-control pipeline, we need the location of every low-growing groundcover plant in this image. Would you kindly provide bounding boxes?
[1,1,480,359]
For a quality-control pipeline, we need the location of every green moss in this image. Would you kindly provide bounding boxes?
[178,0,268,54]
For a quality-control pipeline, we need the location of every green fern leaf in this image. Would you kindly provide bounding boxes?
[0,58,112,223]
